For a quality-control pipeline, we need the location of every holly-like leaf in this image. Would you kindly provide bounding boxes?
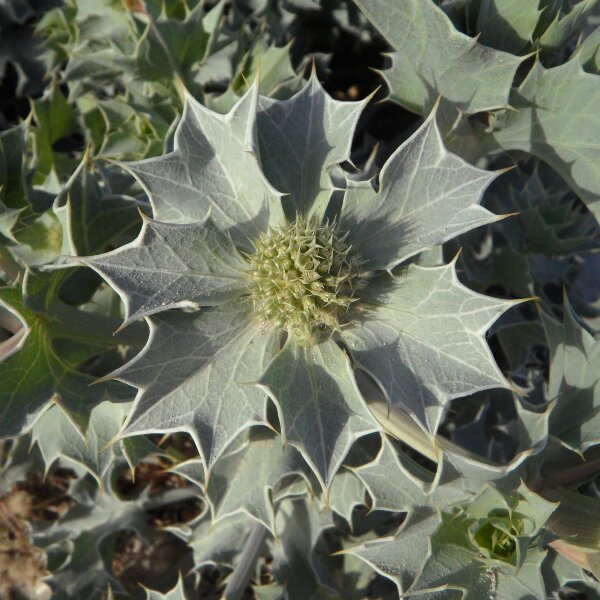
[339,111,502,272]
[409,517,548,599]
[208,39,304,114]
[494,57,600,223]
[202,428,307,534]
[190,511,257,571]
[54,154,142,258]
[124,84,283,246]
[82,215,249,325]
[39,470,196,598]
[346,506,439,595]
[132,3,212,85]
[484,166,599,256]
[352,435,431,512]
[0,271,135,437]
[343,261,518,433]
[75,71,524,518]
[353,0,522,114]
[117,302,279,477]
[256,73,366,218]
[269,497,337,598]
[329,468,367,524]
[475,0,542,54]
[538,0,600,57]
[259,337,379,492]
[31,400,132,486]
[541,300,600,452]
[38,479,142,597]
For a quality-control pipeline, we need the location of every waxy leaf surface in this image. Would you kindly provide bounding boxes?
[256,74,365,218]
[542,301,600,452]
[353,435,430,512]
[124,84,282,245]
[117,302,278,476]
[350,484,555,598]
[340,113,500,271]
[31,400,130,485]
[344,262,515,433]
[204,429,307,533]
[83,216,249,324]
[259,337,379,491]
[495,58,600,223]
[475,0,542,54]
[354,0,521,114]
[54,155,141,258]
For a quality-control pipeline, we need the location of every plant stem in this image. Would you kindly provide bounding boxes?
[368,398,440,463]
[223,520,269,600]
[141,486,201,511]
[367,397,502,467]
[51,302,148,348]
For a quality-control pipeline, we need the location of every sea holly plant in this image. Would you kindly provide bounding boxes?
[2,1,600,597]
[73,74,517,493]
[346,483,558,598]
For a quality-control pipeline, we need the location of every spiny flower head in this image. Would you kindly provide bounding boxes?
[245,218,361,345]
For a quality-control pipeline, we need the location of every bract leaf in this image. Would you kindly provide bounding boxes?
[344,262,516,433]
[353,0,522,114]
[124,83,283,246]
[339,111,500,271]
[259,337,379,492]
[82,216,249,325]
[352,435,430,512]
[118,301,279,477]
[256,74,366,218]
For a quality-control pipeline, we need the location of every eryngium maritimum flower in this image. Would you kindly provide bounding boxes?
[81,76,519,490]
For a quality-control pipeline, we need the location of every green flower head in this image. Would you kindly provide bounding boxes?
[83,76,517,490]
